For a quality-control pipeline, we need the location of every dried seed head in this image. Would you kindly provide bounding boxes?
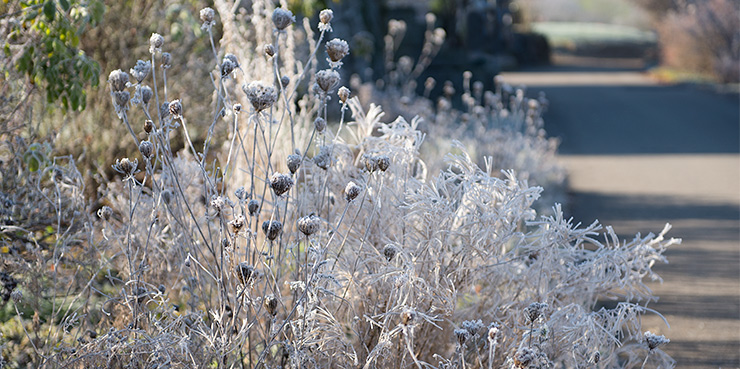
[233,103,242,113]
[159,101,170,121]
[10,289,22,304]
[264,294,279,316]
[376,155,390,171]
[113,158,138,177]
[144,119,154,134]
[262,220,283,241]
[313,117,326,132]
[313,145,332,169]
[243,81,277,112]
[200,7,215,30]
[382,244,398,261]
[462,319,484,336]
[161,189,172,204]
[229,214,246,234]
[644,331,669,352]
[269,172,293,196]
[272,8,295,30]
[97,206,113,221]
[169,99,182,119]
[264,44,275,57]
[247,199,260,215]
[487,323,500,342]
[112,91,130,115]
[221,59,236,78]
[524,302,548,323]
[138,140,154,159]
[224,53,239,68]
[140,85,153,105]
[234,187,248,201]
[590,351,600,364]
[235,262,256,285]
[297,214,321,236]
[454,328,469,345]
[149,33,164,54]
[400,309,416,325]
[344,181,362,201]
[363,154,378,172]
[318,9,333,32]
[326,38,349,63]
[108,69,129,92]
[130,60,151,83]
[161,52,172,68]
[286,151,301,174]
[210,196,226,214]
[337,86,350,103]
[513,347,535,369]
[316,69,340,94]
[280,75,290,88]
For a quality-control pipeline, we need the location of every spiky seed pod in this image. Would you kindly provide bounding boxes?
[264,294,279,316]
[262,220,283,241]
[169,99,182,119]
[382,244,398,261]
[297,214,321,236]
[272,8,295,30]
[287,151,301,174]
[130,60,151,83]
[344,181,362,201]
[247,199,260,215]
[316,69,340,93]
[161,52,172,68]
[229,214,246,234]
[235,262,256,285]
[644,332,669,352]
[149,33,164,54]
[113,158,138,177]
[144,119,154,133]
[140,85,153,105]
[243,82,277,112]
[313,117,326,132]
[318,9,333,32]
[337,86,350,103]
[139,140,154,159]
[454,328,470,346]
[221,59,235,78]
[326,38,349,63]
[376,155,390,171]
[280,75,290,88]
[264,44,275,57]
[97,206,113,221]
[269,173,293,196]
[108,69,129,92]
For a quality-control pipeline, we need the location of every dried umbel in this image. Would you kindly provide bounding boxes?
[138,140,154,159]
[244,81,277,112]
[97,206,113,221]
[264,44,275,57]
[337,86,350,103]
[644,331,669,352]
[140,85,153,105]
[264,294,279,316]
[113,158,138,178]
[326,38,349,65]
[313,117,326,133]
[313,145,331,169]
[143,119,154,135]
[297,214,321,236]
[269,173,293,196]
[247,199,260,215]
[376,155,390,171]
[316,69,340,94]
[235,262,256,285]
[130,60,151,83]
[318,9,333,32]
[286,151,301,174]
[210,196,226,214]
[382,244,398,261]
[149,33,164,54]
[169,99,182,119]
[454,328,470,345]
[229,214,246,234]
[200,7,215,30]
[524,302,549,323]
[108,69,129,92]
[262,220,283,241]
[344,181,362,201]
[462,319,484,337]
[272,8,295,31]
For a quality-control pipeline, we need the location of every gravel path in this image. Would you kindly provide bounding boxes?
[502,66,740,368]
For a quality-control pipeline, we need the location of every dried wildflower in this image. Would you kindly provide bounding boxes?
[376,155,390,171]
[383,244,398,261]
[487,323,500,342]
[244,81,277,112]
[287,151,301,174]
[400,309,416,325]
[130,60,151,83]
[210,196,226,214]
[269,173,293,196]
[262,220,283,241]
[149,33,164,54]
[247,199,260,215]
[314,117,326,133]
[264,44,275,57]
[280,75,290,88]
[97,206,113,221]
[337,86,350,103]
[138,140,154,159]
[161,52,172,68]
[513,347,535,368]
[644,331,669,352]
[454,328,469,345]
[224,53,239,68]
[112,91,130,118]
[143,119,154,134]
[169,99,182,119]
[272,8,295,31]
[113,158,138,178]
[318,9,333,32]
[221,58,235,78]
[313,145,332,169]
[108,69,129,92]
[525,302,548,323]
[200,7,215,30]
[235,262,256,285]
[363,155,378,172]
[345,181,362,201]
[140,85,153,105]
[297,214,321,236]
[264,294,279,316]
[316,69,340,94]
[229,214,246,234]
[462,320,484,336]
[233,103,242,113]
[326,38,349,66]
[234,187,248,201]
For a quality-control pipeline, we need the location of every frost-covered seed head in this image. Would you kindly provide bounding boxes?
[161,52,172,68]
[313,145,332,169]
[169,99,182,118]
[383,244,398,261]
[130,60,151,83]
[345,181,361,201]
[326,38,349,63]
[221,59,235,77]
[97,206,113,221]
[210,196,226,214]
[224,53,238,68]
[244,82,277,112]
[487,323,500,342]
[313,117,326,133]
[143,119,154,134]
[338,86,350,103]
[234,187,247,201]
[376,155,390,171]
[297,214,321,236]
[113,158,138,177]
[525,302,548,323]
[462,320,484,336]
[264,294,279,316]
[280,75,290,88]
[140,85,153,105]
[269,173,293,196]
[247,199,260,215]
[316,69,340,93]
[233,103,242,113]
[363,155,378,172]
[287,152,301,174]
[235,262,255,285]
[264,44,275,57]
[229,214,246,234]
[319,9,333,27]
[200,7,215,30]
[149,33,164,54]
[108,70,129,92]
[272,8,294,30]
[262,220,283,241]
[400,309,415,325]
[161,189,172,204]
[454,328,469,345]
[159,101,170,120]
[138,140,154,159]
[113,91,130,109]
[644,331,669,352]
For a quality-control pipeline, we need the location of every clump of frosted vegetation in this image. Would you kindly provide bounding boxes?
[1,1,677,368]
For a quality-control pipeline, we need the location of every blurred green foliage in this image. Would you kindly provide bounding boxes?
[2,0,105,112]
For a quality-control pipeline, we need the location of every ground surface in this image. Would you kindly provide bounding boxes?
[503,61,740,368]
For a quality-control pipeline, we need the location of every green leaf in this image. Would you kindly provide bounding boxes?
[43,1,56,21]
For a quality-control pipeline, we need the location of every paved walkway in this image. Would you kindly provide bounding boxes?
[502,66,740,368]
